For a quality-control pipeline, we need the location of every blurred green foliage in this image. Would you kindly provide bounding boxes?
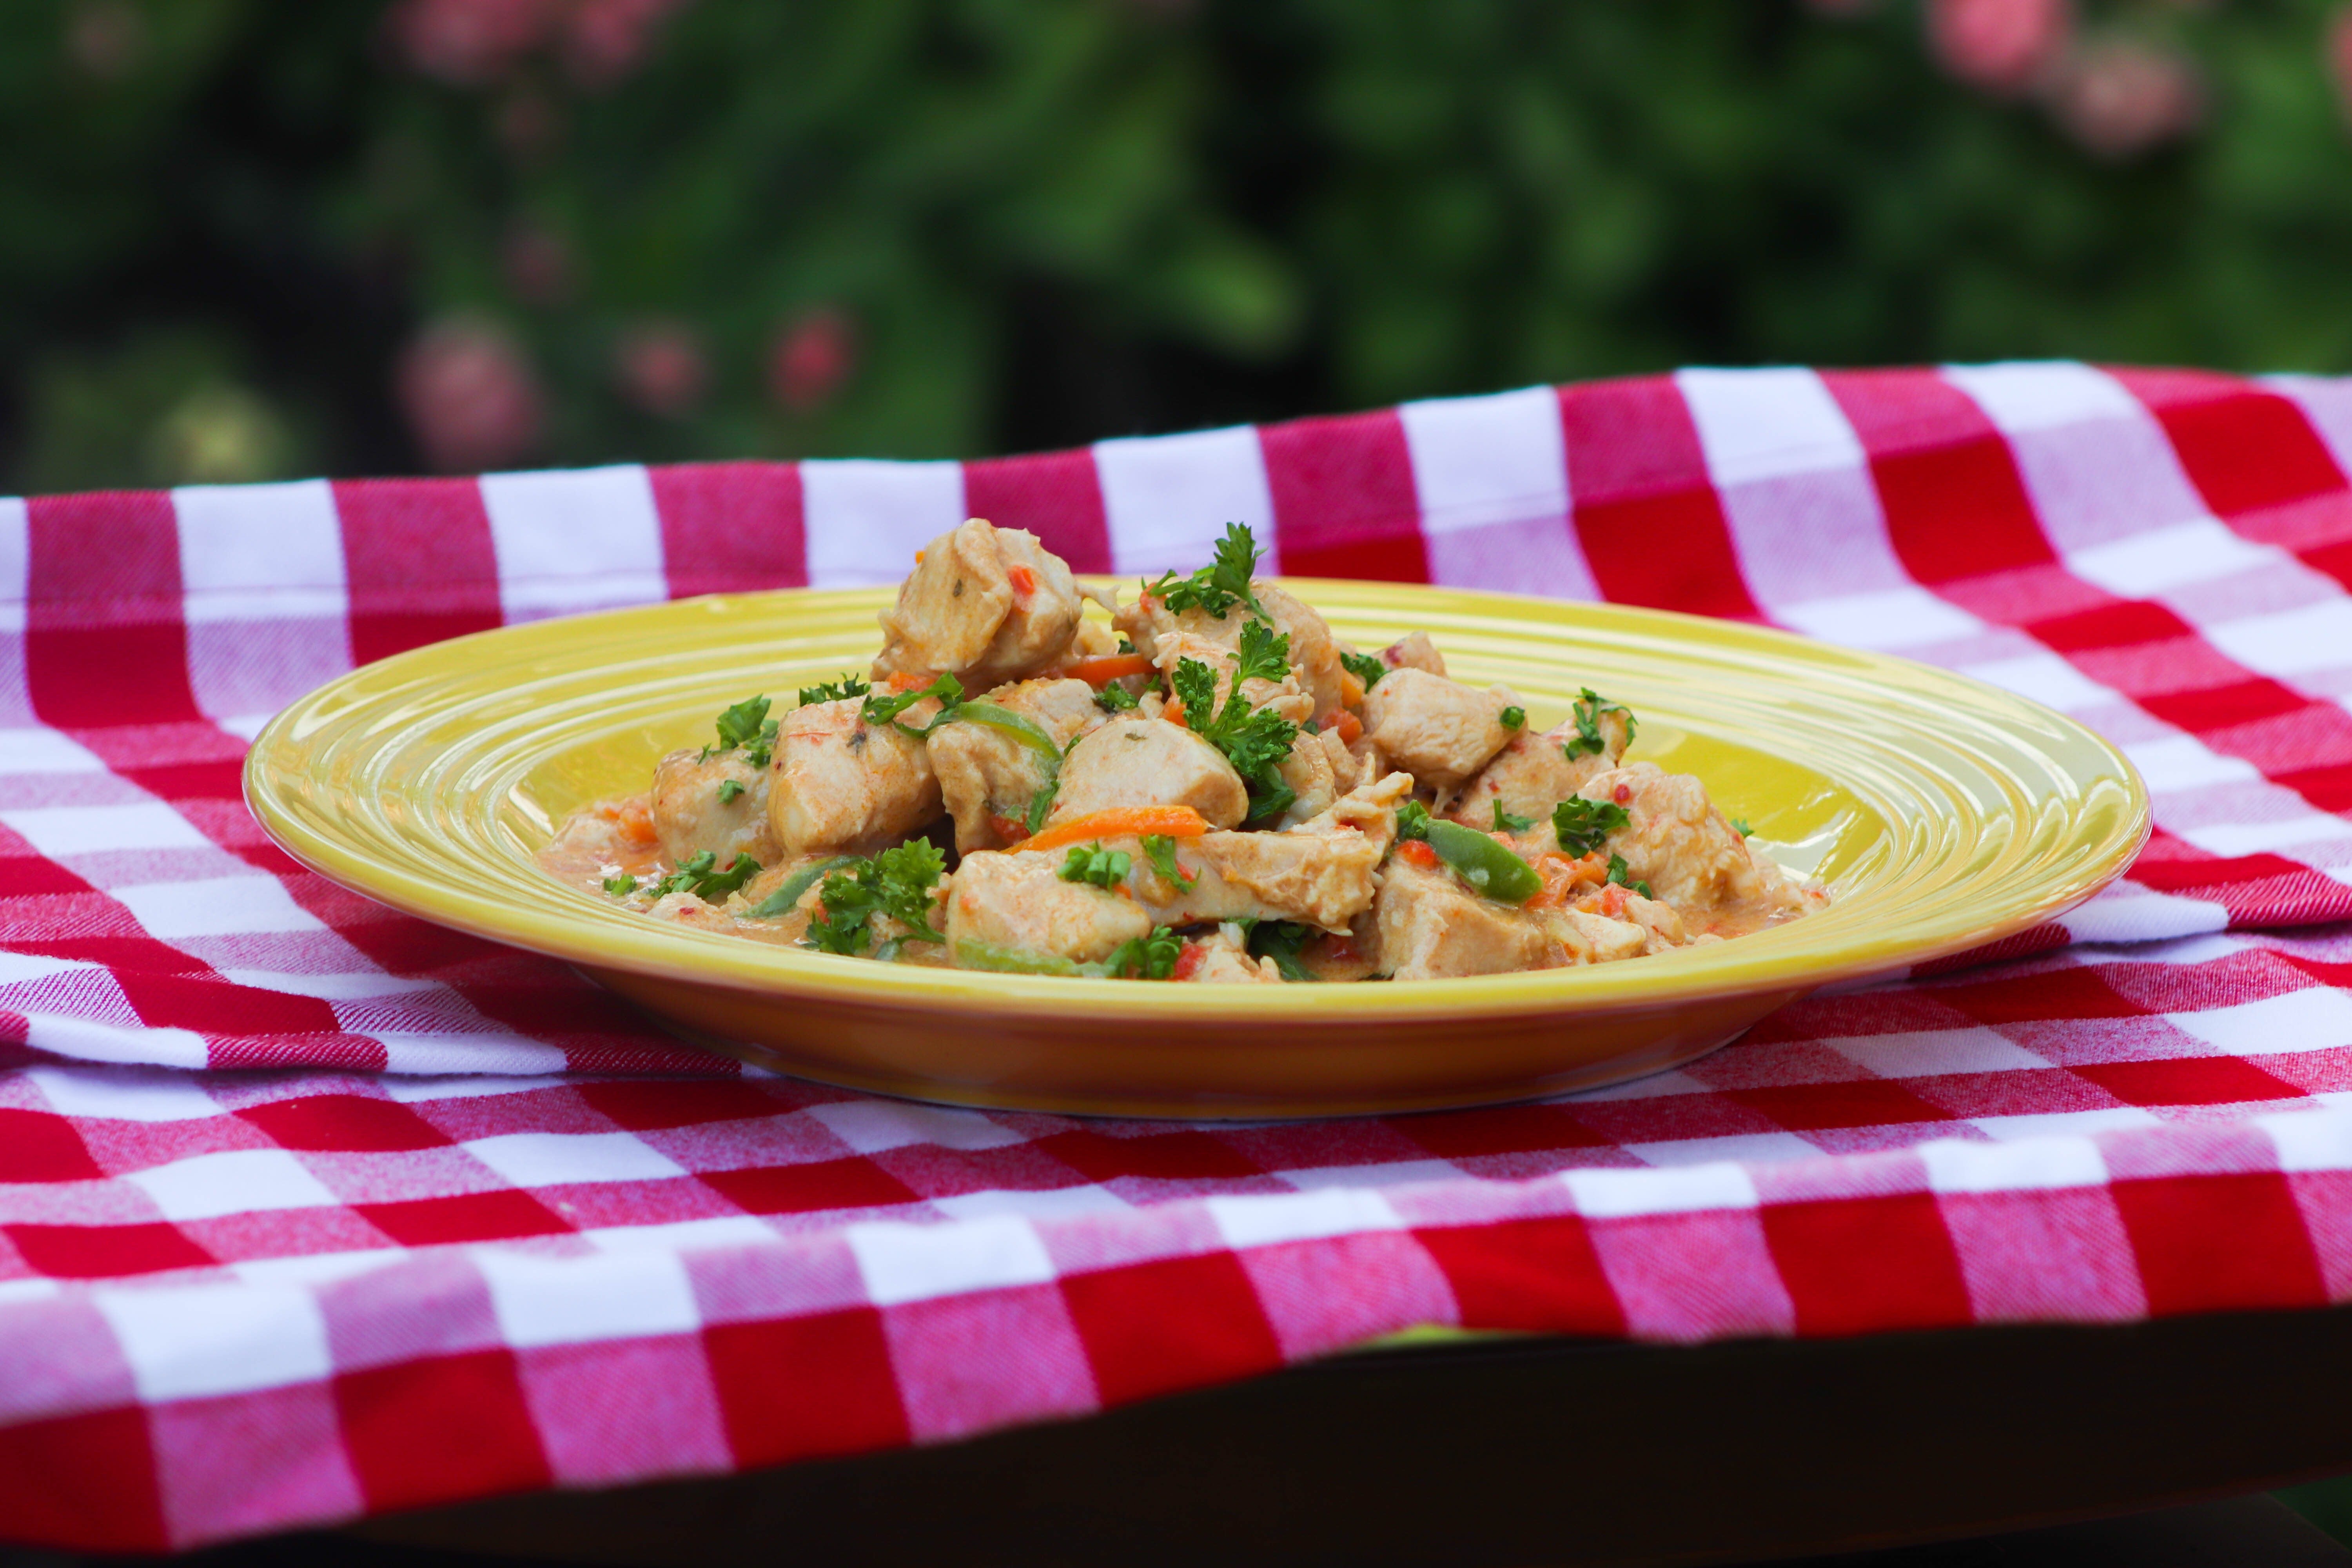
[5,0,2352,491]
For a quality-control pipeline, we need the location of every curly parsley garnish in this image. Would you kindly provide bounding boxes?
[1553,797,1630,857]
[644,850,762,902]
[1246,920,1317,982]
[1605,852,1653,900]
[797,673,871,706]
[701,695,780,769]
[1101,925,1183,980]
[1057,842,1131,890]
[860,673,964,739]
[717,779,745,805]
[1140,833,1196,889]
[1396,799,1432,840]
[1094,683,1139,713]
[602,874,639,896]
[1566,688,1635,758]
[804,840,948,956]
[1146,522,1265,621]
[1490,801,1534,833]
[1172,619,1299,822]
[1339,649,1387,691]
[1730,817,1752,837]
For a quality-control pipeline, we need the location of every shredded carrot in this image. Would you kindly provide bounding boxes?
[1007,564,1037,599]
[886,670,928,692]
[1397,839,1439,871]
[1062,652,1152,688]
[1339,669,1365,707]
[915,550,925,564]
[1330,709,1363,745]
[1161,696,1185,726]
[1014,805,1210,855]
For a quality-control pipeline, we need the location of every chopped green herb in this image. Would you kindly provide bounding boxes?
[1247,920,1317,982]
[1024,775,1060,836]
[648,850,762,902]
[804,840,948,955]
[797,674,870,706]
[602,874,638,896]
[1339,649,1387,691]
[1145,522,1265,621]
[1490,801,1534,833]
[1499,706,1526,731]
[716,779,744,805]
[1730,817,1752,837]
[1553,797,1631,857]
[1396,799,1432,841]
[1094,682,1139,713]
[1605,853,1653,900]
[701,695,780,769]
[1172,620,1300,823]
[1115,637,1136,654]
[1057,842,1131,890]
[1566,688,1636,758]
[860,672,964,739]
[1140,833,1196,889]
[1100,925,1183,980]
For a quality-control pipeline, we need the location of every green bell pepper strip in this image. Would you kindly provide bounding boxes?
[950,938,1087,977]
[947,701,1062,763]
[1422,820,1543,905]
[746,856,855,919]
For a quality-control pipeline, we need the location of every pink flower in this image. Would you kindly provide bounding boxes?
[614,321,709,419]
[1928,0,2073,93]
[395,316,545,472]
[386,0,557,86]
[561,0,692,88]
[2049,38,2203,158]
[768,309,858,414]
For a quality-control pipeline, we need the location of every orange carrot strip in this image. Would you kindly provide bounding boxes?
[1014,805,1210,855]
[1062,652,1152,688]
[1331,709,1363,745]
[1007,563,1037,599]
[1339,669,1366,707]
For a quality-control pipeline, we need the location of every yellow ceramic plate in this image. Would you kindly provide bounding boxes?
[244,581,2146,1118]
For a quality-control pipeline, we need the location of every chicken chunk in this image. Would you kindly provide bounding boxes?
[1115,772,1413,932]
[1050,716,1250,829]
[1536,906,1651,966]
[871,519,1082,690]
[945,849,1153,966]
[928,677,1100,851]
[1116,582,1346,720]
[650,748,778,870]
[1573,762,1817,936]
[1179,925,1283,984]
[769,697,942,855]
[1375,859,1564,980]
[1445,705,1630,829]
[1377,631,1446,679]
[1359,669,1525,796]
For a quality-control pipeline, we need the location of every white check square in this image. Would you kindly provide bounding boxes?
[127,1149,340,1221]
[462,1131,689,1188]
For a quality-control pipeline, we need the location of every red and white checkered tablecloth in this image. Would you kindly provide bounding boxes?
[4,364,2352,1551]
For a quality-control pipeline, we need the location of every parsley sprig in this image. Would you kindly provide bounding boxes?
[804,840,948,956]
[1605,853,1653,900]
[1146,522,1265,621]
[1553,797,1630,857]
[797,673,870,706]
[1094,683,1139,713]
[1100,926,1183,980]
[701,695,780,769]
[1141,833,1196,889]
[860,673,965,739]
[1338,649,1387,691]
[612,850,763,903]
[1245,919,1316,982]
[1566,688,1636,758]
[1171,620,1300,822]
[1057,842,1132,890]
[1490,801,1534,833]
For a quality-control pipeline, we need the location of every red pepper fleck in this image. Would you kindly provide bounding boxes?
[1007,564,1037,599]
[988,813,1030,844]
[1613,784,1632,804]
[1173,941,1208,981]
[1397,839,1439,870]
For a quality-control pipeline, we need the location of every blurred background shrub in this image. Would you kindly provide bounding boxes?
[7,0,2352,490]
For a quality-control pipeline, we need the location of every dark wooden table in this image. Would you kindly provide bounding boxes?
[351,1305,2352,1567]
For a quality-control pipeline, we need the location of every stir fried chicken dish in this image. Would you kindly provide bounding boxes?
[539,521,1827,982]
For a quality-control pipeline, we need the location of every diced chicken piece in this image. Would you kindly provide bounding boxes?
[1378,631,1446,679]
[1573,762,1817,936]
[646,890,735,933]
[769,697,943,855]
[538,794,660,896]
[1269,727,1338,828]
[650,748,778,870]
[1051,716,1249,829]
[1294,911,1383,983]
[1375,859,1564,980]
[1116,773,1413,932]
[928,677,1100,852]
[1537,906,1651,966]
[946,850,1153,966]
[1179,926,1282,984]
[1445,706,1630,828]
[871,519,1082,690]
[1359,669,1524,796]
[1116,583,1345,720]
